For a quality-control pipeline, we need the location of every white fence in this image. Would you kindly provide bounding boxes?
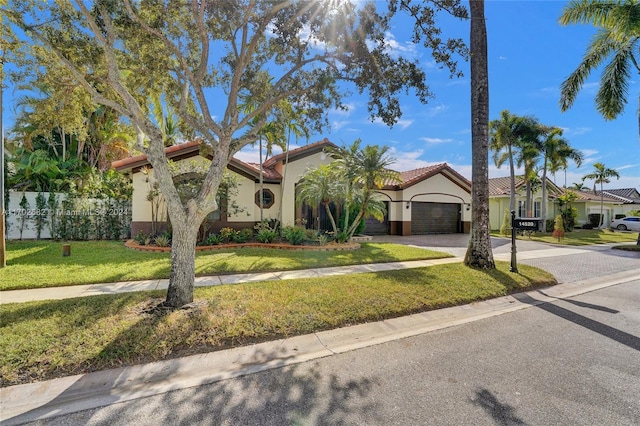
[5,191,131,240]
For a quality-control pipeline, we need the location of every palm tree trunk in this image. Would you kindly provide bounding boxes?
[464,0,495,269]
[259,135,264,223]
[508,145,515,212]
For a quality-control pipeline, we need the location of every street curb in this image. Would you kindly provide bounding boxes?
[2,268,639,425]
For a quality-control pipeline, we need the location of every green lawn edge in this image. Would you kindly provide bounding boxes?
[0,261,556,387]
[0,241,451,291]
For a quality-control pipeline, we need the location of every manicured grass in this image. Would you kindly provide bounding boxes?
[492,229,639,246]
[613,244,640,252]
[0,261,556,386]
[0,241,451,291]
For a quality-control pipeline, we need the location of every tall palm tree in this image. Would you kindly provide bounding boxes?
[559,0,640,130]
[539,126,583,229]
[490,111,539,212]
[582,162,620,228]
[515,133,543,217]
[465,0,495,269]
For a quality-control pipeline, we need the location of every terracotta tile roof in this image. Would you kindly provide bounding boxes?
[566,188,621,203]
[111,140,202,171]
[596,188,640,203]
[380,163,470,192]
[263,138,338,167]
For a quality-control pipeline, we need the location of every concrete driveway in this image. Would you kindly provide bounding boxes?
[371,233,640,284]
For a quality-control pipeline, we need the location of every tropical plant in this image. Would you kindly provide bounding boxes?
[560,0,639,245]
[500,209,511,236]
[297,164,342,236]
[582,162,620,227]
[329,140,400,240]
[538,126,583,228]
[569,181,588,191]
[490,111,539,212]
[559,0,640,126]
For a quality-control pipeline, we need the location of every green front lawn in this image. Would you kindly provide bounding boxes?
[492,229,639,246]
[0,241,451,291]
[0,261,556,387]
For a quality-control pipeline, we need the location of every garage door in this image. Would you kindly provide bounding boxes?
[411,202,460,234]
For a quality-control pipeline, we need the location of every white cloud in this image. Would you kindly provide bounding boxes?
[616,163,640,171]
[330,103,356,117]
[331,120,350,131]
[498,56,508,60]
[419,137,454,145]
[367,31,418,59]
[563,127,592,136]
[372,117,414,130]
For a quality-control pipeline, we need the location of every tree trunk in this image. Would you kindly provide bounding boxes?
[541,158,548,231]
[508,145,515,213]
[465,0,495,269]
[165,220,199,307]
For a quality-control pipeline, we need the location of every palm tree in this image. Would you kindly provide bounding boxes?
[297,164,341,235]
[330,140,400,240]
[515,133,543,217]
[559,0,640,130]
[465,0,495,269]
[582,162,620,228]
[570,182,588,191]
[560,0,639,243]
[490,111,538,212]
[539,127,584,229]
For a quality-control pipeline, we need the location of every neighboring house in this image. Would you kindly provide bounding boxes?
[112,139,472,237]
[488,176,622,230]
[595,188,640,217]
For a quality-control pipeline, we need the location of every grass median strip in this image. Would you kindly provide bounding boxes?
[0,241,451,291]
[491,229,638,246]
[0,261,556,387]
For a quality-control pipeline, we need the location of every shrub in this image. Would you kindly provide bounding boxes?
[545,219,554,233]
[219,227,236,243]
[134,230,148,245]
[552,214,565,242]
[204,233,223,245]
[154,235,171,247]
[500,209,511,236]
[317,233,330,246]
[282,226,305,245]
[232,228,253,243]
[256,227,277,243]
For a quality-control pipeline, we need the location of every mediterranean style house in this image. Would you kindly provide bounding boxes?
[112,139,472,237]
[488,176,629,230]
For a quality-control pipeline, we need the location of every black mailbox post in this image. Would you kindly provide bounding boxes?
[510,216,542,272]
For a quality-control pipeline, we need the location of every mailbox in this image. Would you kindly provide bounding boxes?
[514,218,540,231]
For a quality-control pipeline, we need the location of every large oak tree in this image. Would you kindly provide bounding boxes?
[4,1,464,306]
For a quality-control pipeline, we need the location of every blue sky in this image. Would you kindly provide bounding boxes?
[237,0,640,190]
[3,1,638,190]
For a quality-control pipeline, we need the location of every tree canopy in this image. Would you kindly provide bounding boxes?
[2,1,469,306]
